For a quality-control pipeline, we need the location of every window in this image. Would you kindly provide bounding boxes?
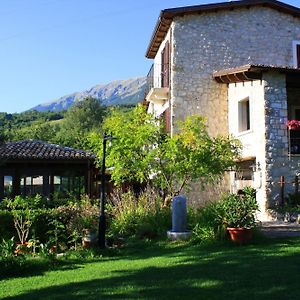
[291,105,300,120]
[238,98,250,133]
[4,176,13,197]
[235,160,255,181]
[292,41,300,68]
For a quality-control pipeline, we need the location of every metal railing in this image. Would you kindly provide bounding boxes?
[145,63,170,96]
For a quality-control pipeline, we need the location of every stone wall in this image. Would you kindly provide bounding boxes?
[264,73,300,212]
[168,6,300,212]
[148,5,300,212]
[171,6,300,137]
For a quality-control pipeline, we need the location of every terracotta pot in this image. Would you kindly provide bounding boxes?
[82,231,97,248]
[15,242,30,255]
[227,227,253,244]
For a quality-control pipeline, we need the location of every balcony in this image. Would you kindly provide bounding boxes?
[145,63,169,104]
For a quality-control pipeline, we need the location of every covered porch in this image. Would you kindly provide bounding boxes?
[0,140,99,200]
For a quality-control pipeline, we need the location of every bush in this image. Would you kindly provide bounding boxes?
[107,187,171,241]
[0,195,99,251]
[0,210,15,240]
[189,201,226,243]
[221,187,258,228]
[189,187,258,243]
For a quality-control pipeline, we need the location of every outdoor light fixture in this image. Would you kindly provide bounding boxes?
[98,132,115,249]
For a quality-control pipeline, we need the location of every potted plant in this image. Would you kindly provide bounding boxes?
[222,187,258,244]
[81,215,98,248]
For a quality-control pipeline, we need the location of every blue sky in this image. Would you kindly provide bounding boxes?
[0,0,299,113]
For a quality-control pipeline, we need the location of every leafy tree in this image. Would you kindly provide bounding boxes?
[0,110,65,143]
[90,105,240,200]
[90,105,161,185]
[57,97,106,149]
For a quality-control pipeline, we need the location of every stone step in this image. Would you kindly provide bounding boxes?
[259,221,300,238]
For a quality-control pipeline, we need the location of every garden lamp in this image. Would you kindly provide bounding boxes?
[98,132,115,248]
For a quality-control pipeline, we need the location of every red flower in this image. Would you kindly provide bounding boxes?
[287,120,300,130]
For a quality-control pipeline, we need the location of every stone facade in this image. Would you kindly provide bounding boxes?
[264,73,300,213]
[171,7,300,136]
[146,4,300,218]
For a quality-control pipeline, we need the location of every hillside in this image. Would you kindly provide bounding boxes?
[31,77,147,112]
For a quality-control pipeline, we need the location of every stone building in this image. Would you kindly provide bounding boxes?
[144,0,300,220]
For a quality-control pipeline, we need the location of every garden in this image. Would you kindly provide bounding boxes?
[2,106,300,299]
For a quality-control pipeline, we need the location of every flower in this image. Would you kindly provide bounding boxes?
[287,120,300,130]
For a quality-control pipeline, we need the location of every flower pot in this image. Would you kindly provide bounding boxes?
[15,242,30,255]
[227,227,253,244]
[82,230,97,248]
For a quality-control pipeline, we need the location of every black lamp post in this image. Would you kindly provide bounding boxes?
[98,132,114,248]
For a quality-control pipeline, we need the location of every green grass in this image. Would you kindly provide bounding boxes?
[1,238,300,299]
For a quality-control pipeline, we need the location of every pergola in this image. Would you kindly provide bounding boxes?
[0,140,99,200]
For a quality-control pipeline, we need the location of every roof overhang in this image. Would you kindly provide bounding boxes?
[146,0,300,59]
[213,64,300,86]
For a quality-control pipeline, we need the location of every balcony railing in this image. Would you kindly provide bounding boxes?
[145,63,170,97]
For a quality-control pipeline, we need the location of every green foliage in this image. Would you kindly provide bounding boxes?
[189,202,227,243]
[0,110,64,142]
[0,195,99,251]
[221,187,258,228]
[286,193,300,206]
[4,195,41,244]
[57,97,107,149]
[90,105,240,199]
[1,98,107,150]
[154,115,240,196]
[90,104,161,185]
[0,237,16,258]
[0,210,14,240]
[107,187,171,240]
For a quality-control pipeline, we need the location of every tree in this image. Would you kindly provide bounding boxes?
[57,97,106,149]
[90,105,240,200]
[90,105,161,185]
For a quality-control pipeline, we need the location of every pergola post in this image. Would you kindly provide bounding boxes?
[12,173,21,198]
[43,174,50,198]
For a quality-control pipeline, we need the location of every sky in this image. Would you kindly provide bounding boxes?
[0,0,299,113]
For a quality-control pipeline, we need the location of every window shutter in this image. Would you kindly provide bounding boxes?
[161,41,170,88]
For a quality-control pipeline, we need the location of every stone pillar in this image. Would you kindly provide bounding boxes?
[171,195,188,232]
[264,72,288,209]
[167,195,191,240]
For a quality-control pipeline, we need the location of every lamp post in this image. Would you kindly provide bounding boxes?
[98,132,114,248]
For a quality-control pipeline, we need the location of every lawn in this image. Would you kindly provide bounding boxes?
[1,238,300,299]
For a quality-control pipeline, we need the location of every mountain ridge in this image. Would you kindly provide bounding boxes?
[31,77,147,112]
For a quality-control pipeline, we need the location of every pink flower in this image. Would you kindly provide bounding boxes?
[287,120,300,130]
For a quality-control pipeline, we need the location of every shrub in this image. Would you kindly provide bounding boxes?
[0,195,99,251]
[221,187,258,228]
[189,201,226,243]
[0,210,15,240]
[107,187,171,241]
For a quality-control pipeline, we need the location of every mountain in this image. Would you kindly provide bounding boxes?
[31,77,147,112]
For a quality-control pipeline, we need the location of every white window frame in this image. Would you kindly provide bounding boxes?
[238,97,251,133]
[292,40,300,68]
